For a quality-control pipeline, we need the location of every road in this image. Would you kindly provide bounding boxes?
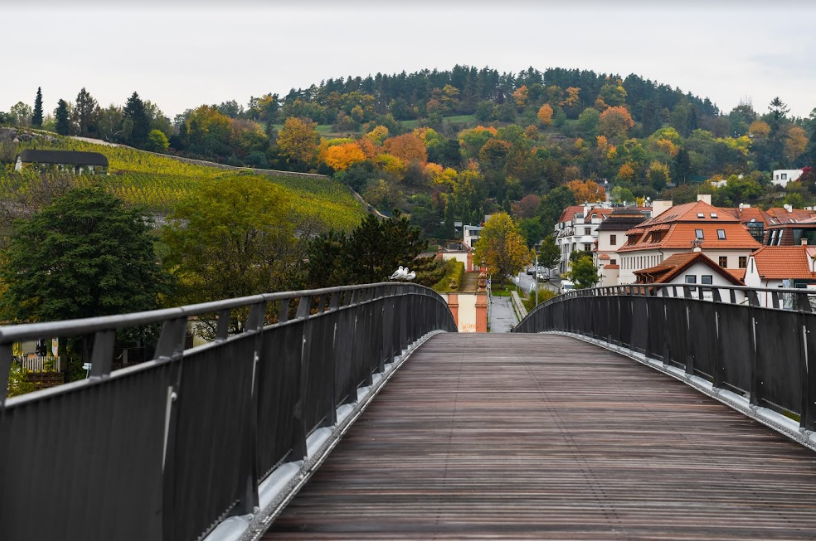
[514,270,561,294]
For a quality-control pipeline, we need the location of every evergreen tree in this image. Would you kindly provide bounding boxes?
[673,148,692,184]
[55,99,70,135]
[74,87,98,136]
[32,87,43,128]
[124,91,150,147]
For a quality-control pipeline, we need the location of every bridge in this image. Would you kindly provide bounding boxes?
[2,283,816,539]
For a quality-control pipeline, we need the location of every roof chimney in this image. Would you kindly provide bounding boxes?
[802,239,808,246]
[784,204,793,213]
[696,194,712,205]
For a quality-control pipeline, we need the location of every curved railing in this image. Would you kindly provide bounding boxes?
[0,283,456,541]
[514,283,816,433]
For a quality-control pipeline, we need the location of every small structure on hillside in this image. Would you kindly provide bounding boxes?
[15,149,109,175]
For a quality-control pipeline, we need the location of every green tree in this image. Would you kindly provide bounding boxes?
[474,212,530,286]
[145,129,169,152]
[0,188,168,323]
[304,211,426,287]
[673,147,691,183]
[124,91,150,147]
[162,176,297,306]
[517,217,543,248]
[566,253,599,289]
[538,185,576,234]
[577,107,600,137]
[537,235,560,272]
[74,87,98,136]
[54,99,71,135]
[32,87,43,128]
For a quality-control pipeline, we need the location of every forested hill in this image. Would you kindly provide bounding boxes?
[3,64,815,247]
[277,66,719,126]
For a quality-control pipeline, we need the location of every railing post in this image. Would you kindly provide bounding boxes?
[749,310,761,407]
[713,310,724,389]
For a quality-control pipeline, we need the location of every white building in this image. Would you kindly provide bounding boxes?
[744,245,816,307]
[463,225,483,249]
[772,169,804,187]
[634,251,745,301]
[595,207,649,287]
[617,198,761,285]
[554,204,615,275]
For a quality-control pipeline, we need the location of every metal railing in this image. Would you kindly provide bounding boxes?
[514,283,816,432]
[0,283,456,541]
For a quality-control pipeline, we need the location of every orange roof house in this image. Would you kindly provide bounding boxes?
[634,252,744,285]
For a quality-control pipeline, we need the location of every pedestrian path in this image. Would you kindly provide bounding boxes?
[488,294,517,332]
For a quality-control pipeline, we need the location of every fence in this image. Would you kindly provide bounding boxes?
[0,283,456,541]
[514,283,816,432]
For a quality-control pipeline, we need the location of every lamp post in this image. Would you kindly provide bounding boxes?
[535,253,539,306]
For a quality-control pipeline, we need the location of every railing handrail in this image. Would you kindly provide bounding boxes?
[0,282,423,344]
[0,282,456,541]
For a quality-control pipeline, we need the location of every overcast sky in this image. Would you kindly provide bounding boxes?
[3,1,816,121]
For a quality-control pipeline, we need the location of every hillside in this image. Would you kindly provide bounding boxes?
[0,131,368,232]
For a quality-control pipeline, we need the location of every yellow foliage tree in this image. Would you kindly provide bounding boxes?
[749,120,771,139]
[785,126,808,161]
[563,87,581,107]
[375,153,406,176]
[567,179,606,202]
[356,136,379,160]
[537,104,554,126]
[596,135,609,151]
[278,117,320,167]
[366,125,389,145]
[473,212,530,285]
[617,163,635,182]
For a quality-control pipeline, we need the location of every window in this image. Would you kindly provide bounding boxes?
[610,234,617,246]
[710,213,718,219]
[696,229,704,239]
[701,275,713,285]
[750,258,754,273]
[697,213,705,218]
[782,173,788,180]
[610,259,617,265]
[584,227,591,235]
[719,256,727,267]
[717,229,726,240]
[685,275,697,284]
[739,256,747,268]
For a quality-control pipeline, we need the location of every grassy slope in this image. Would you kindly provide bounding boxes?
[3,137,367,231]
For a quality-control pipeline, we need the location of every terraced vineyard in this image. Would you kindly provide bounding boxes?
[2,137,367,231]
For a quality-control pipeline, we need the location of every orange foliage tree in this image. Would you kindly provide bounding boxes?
[323,142,366,171]
[513,85,529,110]
[537,104,554,126]
[382,133,427,164]
[598,106,634,139]
[566,179,606,203]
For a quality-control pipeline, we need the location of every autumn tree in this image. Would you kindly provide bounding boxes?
[382,132,427,164]
[323,142,366,171]
[785,126,808,163]
[537,104,554,126]
[566,179,605,203]
[474,212,530,286]
[599,106,634,139]
[749,120,770,138]
[278,117,320,169]
[513,85,529,110]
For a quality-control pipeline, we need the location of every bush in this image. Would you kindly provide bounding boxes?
[432,259,464,292]
[522,288,557,312]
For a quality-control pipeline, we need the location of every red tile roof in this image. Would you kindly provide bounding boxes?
[634,252,744,285]
[619,200,761,253]
[750,246,816,280]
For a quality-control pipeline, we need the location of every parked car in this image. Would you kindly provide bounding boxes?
[536,269,548,280]
[559,280,575,294]
[526,267,534,275]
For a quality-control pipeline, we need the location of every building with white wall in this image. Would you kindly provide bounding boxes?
[616,199,761,284]
[772,169,804,187]
[744,245,816,307]
[595,208,648,287]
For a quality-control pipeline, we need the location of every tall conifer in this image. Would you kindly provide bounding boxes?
[32,87,43,128]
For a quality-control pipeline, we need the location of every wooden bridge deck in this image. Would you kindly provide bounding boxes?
[265,333,816,540]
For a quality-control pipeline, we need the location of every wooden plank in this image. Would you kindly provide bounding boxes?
[264,334,816,539]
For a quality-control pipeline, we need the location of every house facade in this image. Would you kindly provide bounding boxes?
[594,207,647,287]
[634,251,745,301]
[771,169,804,187]
[616,198,761,284]
[744,245,816,307]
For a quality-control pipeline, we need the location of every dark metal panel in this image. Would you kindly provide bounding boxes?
[754,309,801,415]
[167,336,257,541]
[712,304,752,394]
[0,364,171,541]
